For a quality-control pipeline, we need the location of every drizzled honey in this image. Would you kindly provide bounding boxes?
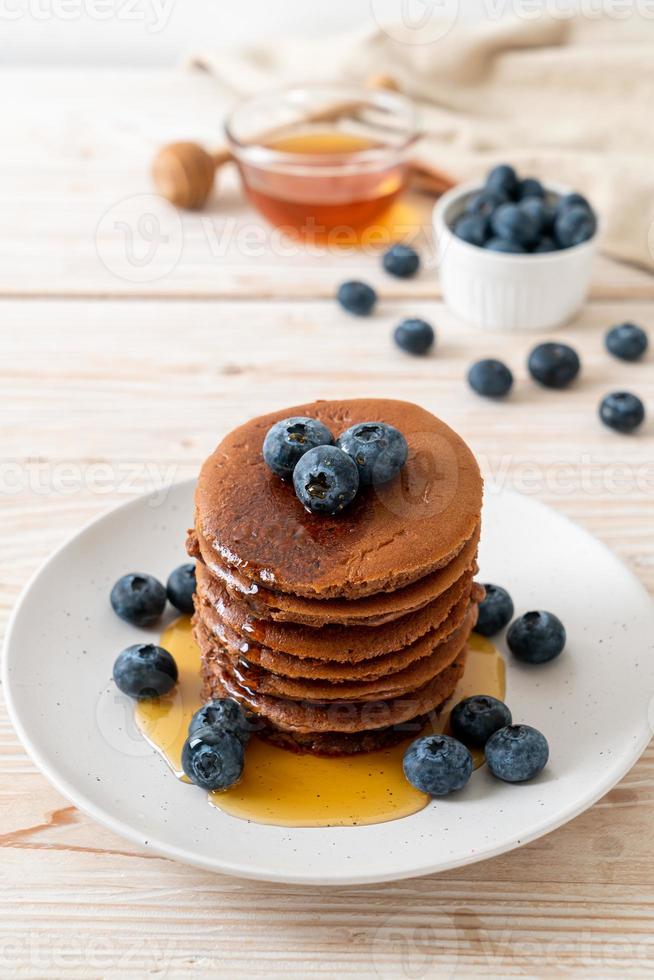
[135,618,505,827]
[236,129,410,241]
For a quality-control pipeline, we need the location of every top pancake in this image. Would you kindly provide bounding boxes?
[195,399,482,600]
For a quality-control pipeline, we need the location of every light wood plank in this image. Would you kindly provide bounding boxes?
[0,297,650,611]
[2,67,654,300]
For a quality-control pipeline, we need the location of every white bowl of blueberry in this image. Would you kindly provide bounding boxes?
[434,164,598,333]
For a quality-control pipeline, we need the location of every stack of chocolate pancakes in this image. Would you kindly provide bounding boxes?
[187,398,484,755]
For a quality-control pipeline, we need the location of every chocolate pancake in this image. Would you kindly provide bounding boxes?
[188,523,480,627]
[196,586,480,682]
[202,646,468,735]
[196,605,476,702]
[196,587,481,686]
[190,398,484,755]
[254,717,436,756]
[196,561,477,661]
[194,399,483,600]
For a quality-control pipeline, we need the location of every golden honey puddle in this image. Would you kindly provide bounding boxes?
[135,617,505,827]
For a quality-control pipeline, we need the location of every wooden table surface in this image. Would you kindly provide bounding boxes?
[1,68,653,979]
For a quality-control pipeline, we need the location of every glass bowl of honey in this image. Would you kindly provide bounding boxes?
[225,85,419,241]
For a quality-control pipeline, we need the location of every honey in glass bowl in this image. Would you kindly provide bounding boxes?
[225,86,419,241]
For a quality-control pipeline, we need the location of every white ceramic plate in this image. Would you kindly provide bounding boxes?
[4,481,653,885]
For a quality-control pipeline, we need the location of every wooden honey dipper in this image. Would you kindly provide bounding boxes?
[152,75,454,210]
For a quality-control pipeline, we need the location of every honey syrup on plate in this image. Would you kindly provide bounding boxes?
[135,618,505,828]
[237,129,411,242]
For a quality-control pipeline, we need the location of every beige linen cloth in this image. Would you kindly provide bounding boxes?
[191,13,654,270]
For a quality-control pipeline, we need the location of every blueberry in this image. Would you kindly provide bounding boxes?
[484,237,526,254]
[450,695,512,748]
[467,359,513,398]
[599,392,645,433]
[464,189,508,217]
[485,724,549,782]
[555,206,596,248]
[532,236,558,253]
[454,214,488,247]
[337,421,408,486]
[605,322,648,362]
[182,726,244,791]
[263,416,334,480]
[491,203,539,247]
[520,198,554,236]
[166,563,196,615]
[485,164,518,199]
[528,342,580,389]
[110,573,166,627]
[393,318,435,356]
[113,643,178,700]
[189,698,252,744]
[337,280,377,316]
[293,445,359,515]
[403,734,472,796]
[382,243,420,279]
[476,583,514,636]
[507,611,566,664]
[558,192,592,214]
[518,177,545,200]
